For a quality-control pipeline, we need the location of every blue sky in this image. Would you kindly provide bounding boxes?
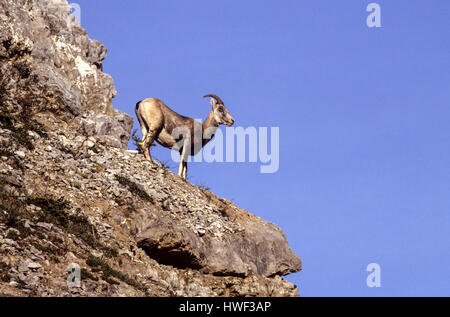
[75,0,450,296]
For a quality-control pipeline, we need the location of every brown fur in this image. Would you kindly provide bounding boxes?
[135,95,234,180]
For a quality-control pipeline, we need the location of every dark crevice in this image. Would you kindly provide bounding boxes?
[138,241,202,270]
[211,271,247,278]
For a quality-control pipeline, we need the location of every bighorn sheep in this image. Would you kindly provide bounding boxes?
[135,95,234,180]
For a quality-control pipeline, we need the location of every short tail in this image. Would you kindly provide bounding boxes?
[135,100,148,135]
[135,100,143,112]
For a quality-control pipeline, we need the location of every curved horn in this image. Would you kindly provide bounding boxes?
[203,94,224,105]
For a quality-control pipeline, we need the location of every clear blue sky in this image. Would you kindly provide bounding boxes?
[75,0,450,296]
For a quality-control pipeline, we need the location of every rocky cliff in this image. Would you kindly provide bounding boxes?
[0,0,301,297]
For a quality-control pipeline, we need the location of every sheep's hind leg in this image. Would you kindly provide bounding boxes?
[139,129,150,160]
[142,129,160,161]
[137,111,153,161]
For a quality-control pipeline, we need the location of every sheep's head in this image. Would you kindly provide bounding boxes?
[204,94,234,127]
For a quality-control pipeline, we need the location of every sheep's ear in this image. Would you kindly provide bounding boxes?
[210,98,217,108]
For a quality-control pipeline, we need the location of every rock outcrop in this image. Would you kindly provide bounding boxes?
[0,0,131,148]
[0,0,301,297]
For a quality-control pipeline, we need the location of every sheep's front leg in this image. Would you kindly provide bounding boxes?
[178,155,184,178]
[182,161,188,180]
[178,142,190,180]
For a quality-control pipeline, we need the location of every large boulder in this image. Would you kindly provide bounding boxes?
[133,191,301,278]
